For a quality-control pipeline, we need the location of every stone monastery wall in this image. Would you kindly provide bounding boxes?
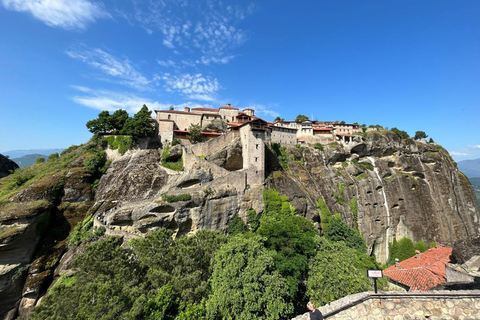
[293,291,480,320]
[190,131,236,157]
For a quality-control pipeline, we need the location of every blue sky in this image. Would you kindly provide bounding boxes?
[1,0,479,161]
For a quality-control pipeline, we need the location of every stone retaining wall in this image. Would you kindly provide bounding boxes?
[294,291,480,320]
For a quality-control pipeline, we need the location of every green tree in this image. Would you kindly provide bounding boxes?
[387,237,416,266]
[130,229,227,306]
[307,238,370,305]
[122,105,154,138]
[30,237,147,320]
[207,235,293,320]
[257,211,319,299]
[295,114,309,123]
[35,157,45,164]
[188,123,204,144]
[227,214,248,236]
[414,131,428,140]
[391,127,409,139]
[47,153,59,161]
[144,283,179,320]
[317,197,366,253]
[83,150,107,176]
[110,109,129,132]
[86,110,112,134]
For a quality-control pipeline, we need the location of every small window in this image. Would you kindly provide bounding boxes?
[232,117,234,121]
[256,144,259,149]
[168,115,171,119]
[255,157,258,162]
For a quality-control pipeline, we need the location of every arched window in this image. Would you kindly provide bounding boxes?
[168,115,171,119]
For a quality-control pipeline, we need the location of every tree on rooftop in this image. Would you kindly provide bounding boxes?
[274,116,282,122]
[295,114,309,123]
[414,131,428,140]
[188,124,204,144]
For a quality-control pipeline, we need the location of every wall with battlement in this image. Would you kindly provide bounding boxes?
[293,291,480,320]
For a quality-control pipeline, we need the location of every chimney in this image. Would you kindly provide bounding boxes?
[226,103,231,107]
[395,258,400,269]
[184,107,190,112]
[415,250,420,259]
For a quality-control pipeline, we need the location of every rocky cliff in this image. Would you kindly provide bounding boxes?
[268,132,479,262]
[1,131,479,319]
[0,154,19,178]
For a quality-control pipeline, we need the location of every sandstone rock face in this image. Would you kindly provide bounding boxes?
[452,233,480,264]
[2,133,480,319]
[0,154,19,178]
[268,132,480,263]
[92,149,261,240]
[0,165,93,319]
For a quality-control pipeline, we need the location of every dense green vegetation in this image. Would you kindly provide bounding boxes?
[0,139,108,205]
[86,106,153,139]
[386,237,431,266]
[161,145,184,171]
[30,188,384,319]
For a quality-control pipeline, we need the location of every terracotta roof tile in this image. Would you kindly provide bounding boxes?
[191,107,219,112]
[383,247,452,291]
[219,105,239,110]
[156,110,201,115]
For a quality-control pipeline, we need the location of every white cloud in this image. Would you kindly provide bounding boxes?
[451,151,469,156]
[71,86,213,114]
[162,73,220,101]
[66,46,150,90]
[1,0,109,30]
[127,0,254,65]
[244,104,280,119]
[71,87,161,114]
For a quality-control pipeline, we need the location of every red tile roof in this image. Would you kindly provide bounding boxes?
[156,110,201,115]
[191,107,219,112]
[313,127,333,131]
[219,105,239,110]
[383,247,452,291]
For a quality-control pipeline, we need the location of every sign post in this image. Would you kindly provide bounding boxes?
[367,270,383,293]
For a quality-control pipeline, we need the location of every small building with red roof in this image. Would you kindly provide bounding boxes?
[383,247,453,291]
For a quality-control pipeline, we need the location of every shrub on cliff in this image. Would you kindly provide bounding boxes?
[307,238,370,305]
[207,235,293,320]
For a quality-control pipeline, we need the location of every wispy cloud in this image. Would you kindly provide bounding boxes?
[66,46,150,90]
[127,0,255,65]
[71,87,160,114]
[451,151,469,156]
[1,0,109,30]
[71,86,213,114]
[162,73,220,101]
[244,104,280,119]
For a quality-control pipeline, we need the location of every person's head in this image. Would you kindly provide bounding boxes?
[307,301,316,311]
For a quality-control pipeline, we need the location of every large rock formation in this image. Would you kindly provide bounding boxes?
[268,132,480,262]
[0,154,19,178]
[1,131,479,319]
[0,162,93,319]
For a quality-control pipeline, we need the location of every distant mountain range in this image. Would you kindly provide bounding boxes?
[11,154,47,168]
[0,149,63,168]
[458,158,480,178]
[1,149,63,159]
[470,178,480,207]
